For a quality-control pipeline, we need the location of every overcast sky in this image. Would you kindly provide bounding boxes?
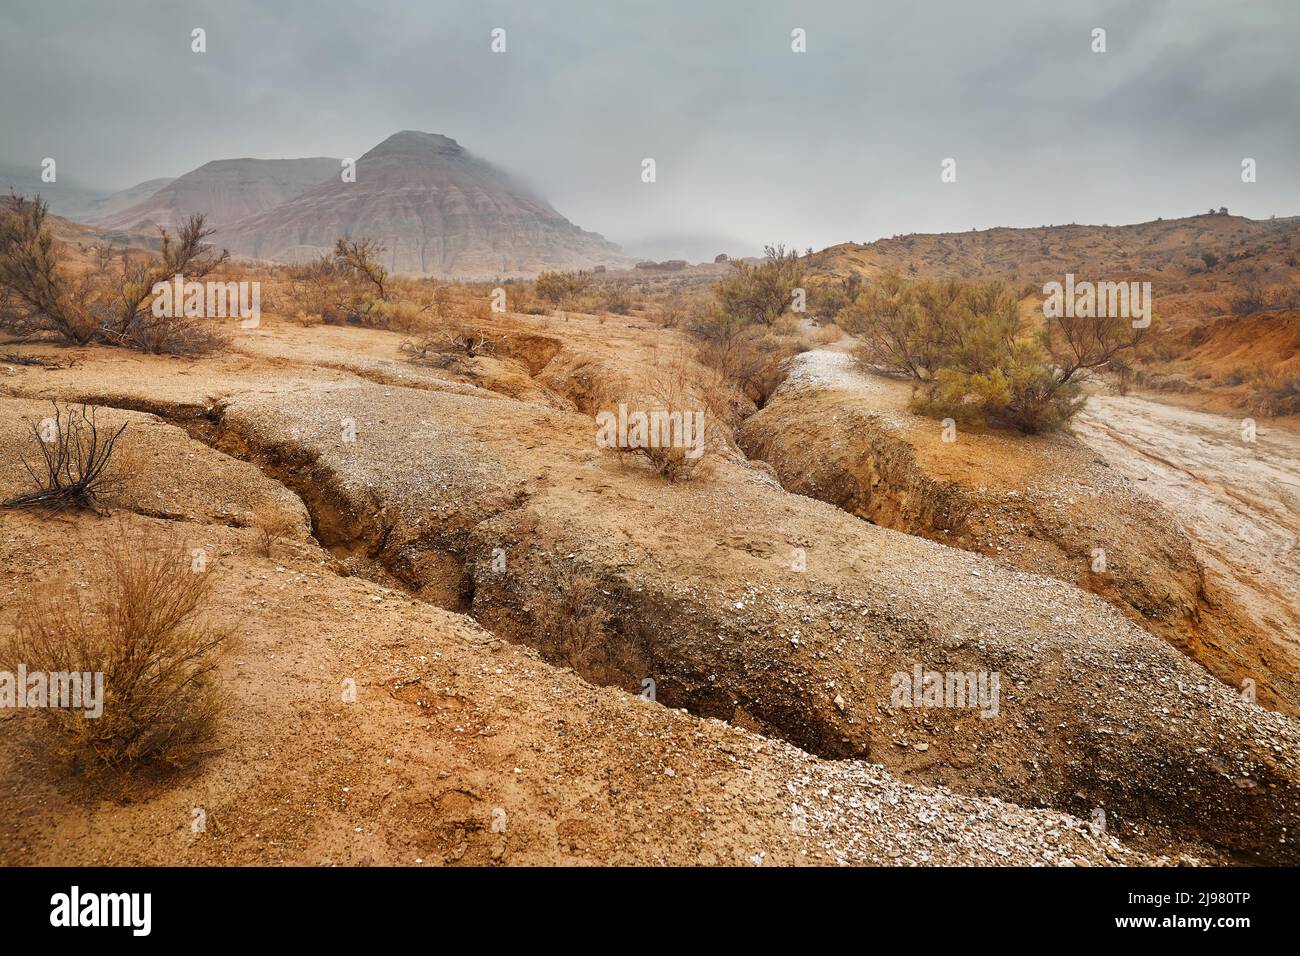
[2,0,1297,256]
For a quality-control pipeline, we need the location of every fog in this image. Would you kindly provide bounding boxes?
[2,0,1297,256]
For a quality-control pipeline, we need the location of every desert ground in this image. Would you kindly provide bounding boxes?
[1,281,1297,865]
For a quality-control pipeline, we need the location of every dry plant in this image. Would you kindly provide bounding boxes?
[695,317,805,405]
[605,347,726,483]
[5,402,126,512]
[286,236,402,326]
[0,195,229,355]
[0,526,227,776]
[534,270,592,311]
[1248,366,1300,416]
[532,568,614,681]
[812,320,845,345]
[400,299,498,365]
[251,506,299,558]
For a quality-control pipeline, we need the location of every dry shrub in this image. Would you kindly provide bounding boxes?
[121,310,229,356]
[401,320,496,367]
[653,293,688,328]
[534,270,592,310]
[251,506,299,558]
[365,298,429,332]
[287,256,350,320]
[286,237,411,327]
[615,428,704,482]
[711,244,805,325]
[532,568,614,681]
[0,527,227,776]
[1248,366,1300,416]
[843,273,1140,433]
[5,402,126,512]
[696,318,805,405]
[0,195,229,356]
[812,321,844,345]
[600,348,730,482]
[0,195,99,343]
[588,284,633,315]
[506,283,547,315]
[400,296,497,365]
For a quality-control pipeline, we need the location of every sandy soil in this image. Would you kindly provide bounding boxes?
[0,402,1134,868]
[2,313,1298,864]
[1074,395,1300,689]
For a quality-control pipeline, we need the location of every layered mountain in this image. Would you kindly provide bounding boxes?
[99,157,340,230]
[216,131,628,278]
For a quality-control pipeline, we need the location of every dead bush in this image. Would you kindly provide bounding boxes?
[109,218,230,355]
[287,237,400,326]
[0,527,227,776]
[812,321,844,345]
[5,402,127,512]
[333,237,388,300]
[532,568,615,681]
[401,319,497,366]
[120,308,229,356]
[653,293,688,328]
[0,195,99,343]
[591,284,633,315]
[506,283,546,315]
[1248,366,1300,416]
[0,196,229,355]
[598,348,728,482]
[251,506,299,558]
[365,298,430,332]
[695,316,805,405]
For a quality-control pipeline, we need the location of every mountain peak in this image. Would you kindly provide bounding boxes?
[364,130,464,160]
[219,131,626,277]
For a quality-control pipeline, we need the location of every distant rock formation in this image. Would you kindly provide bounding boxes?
[99,157,341,230]
[216,131,629,278]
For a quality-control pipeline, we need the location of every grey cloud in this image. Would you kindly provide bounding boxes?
[1,0,1296,255]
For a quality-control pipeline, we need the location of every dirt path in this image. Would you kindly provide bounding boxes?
[1074,395,1300,650]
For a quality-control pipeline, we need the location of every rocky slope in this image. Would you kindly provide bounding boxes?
[216,131,629,278]
[814,213,1300,290]
[99,158,340,231]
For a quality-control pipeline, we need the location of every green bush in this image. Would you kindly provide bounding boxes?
[711,244,805,326]
[534,270,592,309]
[844,274,1136,433]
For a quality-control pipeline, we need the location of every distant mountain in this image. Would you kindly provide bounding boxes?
[0,160,106,220]
[99,157,341,230]
[217,131,629,278]
[78,178,175,224]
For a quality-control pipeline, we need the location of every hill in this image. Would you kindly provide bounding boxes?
[216,131,629,278]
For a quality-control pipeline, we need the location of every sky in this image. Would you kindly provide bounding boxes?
[2,0,1298,258]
